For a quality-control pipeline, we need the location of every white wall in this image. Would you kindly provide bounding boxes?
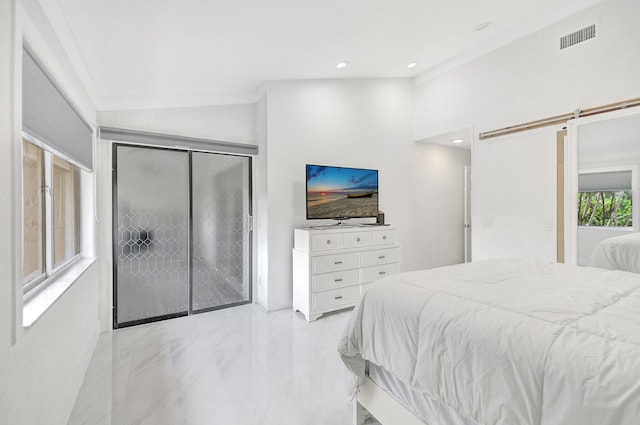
[414,0,640,261]
[0,1,100,425]
[263,79,470,310]
[98,103,256,145]
[255,96,269,308]
[0,0,15,418]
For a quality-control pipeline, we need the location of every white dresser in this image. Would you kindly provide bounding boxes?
[292,225,401,321]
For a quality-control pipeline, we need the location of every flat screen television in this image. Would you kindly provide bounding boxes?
[306,164,379,220]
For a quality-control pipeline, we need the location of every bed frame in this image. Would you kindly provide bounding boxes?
[354,375,429,425]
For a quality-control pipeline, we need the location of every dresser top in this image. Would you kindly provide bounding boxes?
[296,225,394,234]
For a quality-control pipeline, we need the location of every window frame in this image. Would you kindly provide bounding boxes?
[51,152,81,269]
[22,132,82,299]
[21,138,46,291]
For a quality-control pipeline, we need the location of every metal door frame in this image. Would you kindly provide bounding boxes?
[190,150,253,315]
[112,143,253,329]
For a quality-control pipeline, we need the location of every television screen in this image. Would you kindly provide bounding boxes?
[306,164,379,220]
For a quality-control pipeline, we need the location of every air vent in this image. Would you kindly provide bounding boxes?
[560,24,596,50]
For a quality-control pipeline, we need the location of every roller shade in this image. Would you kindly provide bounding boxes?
[22,48,93,171]
[579,171,632,192]
[99,127,258,156]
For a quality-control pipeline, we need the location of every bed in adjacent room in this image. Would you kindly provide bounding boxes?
[338,258,640,425]
[590,232,640,274]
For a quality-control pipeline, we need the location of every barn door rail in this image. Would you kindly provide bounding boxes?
[479,97,640,140]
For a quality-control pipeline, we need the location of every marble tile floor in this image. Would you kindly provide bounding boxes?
[68,305,378,425]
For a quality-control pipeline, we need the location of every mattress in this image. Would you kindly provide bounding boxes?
[338,258,640,425]
[368,362,479,425]
[590,231,640,273]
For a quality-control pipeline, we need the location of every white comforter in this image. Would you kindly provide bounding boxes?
[590,232,640,274]
[338,259,640,425]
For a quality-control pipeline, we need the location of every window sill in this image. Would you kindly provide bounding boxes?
[22,256,97,328]
[577,226,634,232]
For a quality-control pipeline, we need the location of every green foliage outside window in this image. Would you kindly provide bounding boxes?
[578,190,632,227]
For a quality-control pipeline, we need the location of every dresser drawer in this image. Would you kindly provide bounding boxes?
[312,286,360,310]
[361,263,400,283]
[343,231,371,248]
[312,269,359,292]
[371,229,396,245]
[311,233,344,251]
[361,247,400,267]
[312,252,359,274]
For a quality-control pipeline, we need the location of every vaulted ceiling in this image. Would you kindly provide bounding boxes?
[39,0,605,110]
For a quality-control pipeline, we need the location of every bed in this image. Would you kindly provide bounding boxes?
[590,232,640,274]
[338,258,640,425]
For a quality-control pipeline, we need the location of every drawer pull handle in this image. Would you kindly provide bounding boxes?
[334,261,343,265]
[356,237,361,242]
[334,278,343,282]
[379,271,386,275]
[383,236,387,240]
[335,296,343,300]
[326,240,331,245]
[378,255,386,259]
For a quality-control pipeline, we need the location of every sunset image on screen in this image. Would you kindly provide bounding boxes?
[306,165,378,219]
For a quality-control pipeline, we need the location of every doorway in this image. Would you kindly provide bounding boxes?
[112,144,252,328]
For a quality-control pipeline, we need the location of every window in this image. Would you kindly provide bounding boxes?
[22,140,45,284]
[52,155,80,267]
[23,139,81,294]
[578,170,633,228]
[577,190,632,227]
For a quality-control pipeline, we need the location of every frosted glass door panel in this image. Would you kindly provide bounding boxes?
[192,152,251,311]
[115,146,189,325]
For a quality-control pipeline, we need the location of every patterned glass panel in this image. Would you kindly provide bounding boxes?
[115,146,189,325]
[192,152,251,311]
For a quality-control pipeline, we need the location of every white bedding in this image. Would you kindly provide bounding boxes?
[338,258,640,425]
[369,362,480,425]
[590,232,640,274]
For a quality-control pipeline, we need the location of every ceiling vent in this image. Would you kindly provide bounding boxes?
[560,24,596,50]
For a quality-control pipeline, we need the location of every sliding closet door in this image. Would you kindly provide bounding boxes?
[191,152,252,312]
[114,145,190,327]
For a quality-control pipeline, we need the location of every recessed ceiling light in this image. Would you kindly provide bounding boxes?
[475,21,492,31]
[452,138,464,144]
[407,62,417,69]
[336,61,348,69]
